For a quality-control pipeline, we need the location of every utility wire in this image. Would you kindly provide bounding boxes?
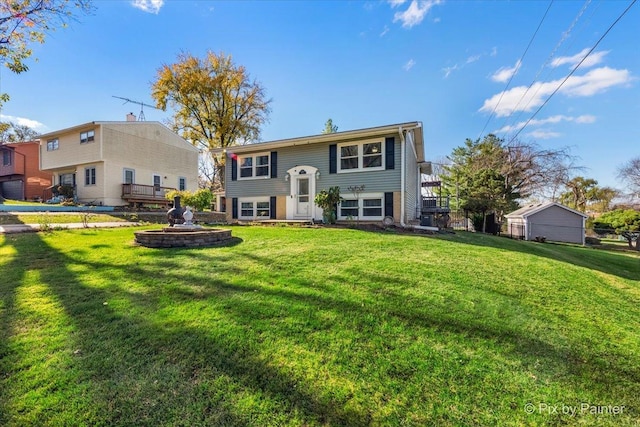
[476,0,554,140]
[500,0,592,134]
[507,0,637,143]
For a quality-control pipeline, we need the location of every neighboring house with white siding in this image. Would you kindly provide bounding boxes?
[505,201,587,245]
[216,122,433,226]
[39,120,199,207]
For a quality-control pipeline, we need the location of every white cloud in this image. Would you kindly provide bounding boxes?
[480,66,631,117]
[131,0,164,14]
[393,0,442,29]
[403,59,416,71]
[490,47,498,57]
[466,55,481,64]
[490,60,521,83]
[551,48,609,69]
[388,0,408,7]
[575,114,596,124]
[560,66,630,96]
[526,130,561,139]
[442,64,459,78]
[0,114,45,130]
[380,25,390,37]
[495,114,596,134]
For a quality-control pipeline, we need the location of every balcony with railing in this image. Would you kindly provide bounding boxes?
[122,183,175,206]
[421,195,450,214]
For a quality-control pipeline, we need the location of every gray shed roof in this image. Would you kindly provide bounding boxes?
[505,201,588,219]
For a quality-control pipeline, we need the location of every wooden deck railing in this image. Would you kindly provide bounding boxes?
[122,183,175,205]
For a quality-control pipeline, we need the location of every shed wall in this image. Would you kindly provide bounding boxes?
[527,205,584,244]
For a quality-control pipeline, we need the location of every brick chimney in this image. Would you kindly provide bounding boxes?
[126,112,136,122]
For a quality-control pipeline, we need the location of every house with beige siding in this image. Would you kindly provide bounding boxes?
[505,201,587,245]
[216,122,438,226]
[39,121,198,207]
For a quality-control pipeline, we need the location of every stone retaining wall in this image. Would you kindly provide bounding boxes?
[134,228,232,248]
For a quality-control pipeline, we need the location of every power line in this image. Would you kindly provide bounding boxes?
[507,0,637,143]
[500,0,592,135]
[477,0,554,140]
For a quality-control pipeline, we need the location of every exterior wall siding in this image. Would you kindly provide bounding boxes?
[527,205,584,244]
[1,142,52,200]
[41,125,102,170]
[76,162,106,204]
[226,134,402,199]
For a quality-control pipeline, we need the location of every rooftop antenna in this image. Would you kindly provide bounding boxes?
[112,96,159,121]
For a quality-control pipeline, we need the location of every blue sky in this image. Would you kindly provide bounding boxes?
[2,0,638,189]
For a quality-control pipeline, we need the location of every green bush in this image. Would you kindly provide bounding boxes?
[166,189,213,211]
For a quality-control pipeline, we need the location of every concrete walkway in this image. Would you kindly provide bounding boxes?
[0,222,141,234]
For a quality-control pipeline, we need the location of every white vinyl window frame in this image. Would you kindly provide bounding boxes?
[238,197,271,220]
[337,139,384,173]
[80,130,95,144]
[238,152,270,180]
[338,192,384,220]
[47,139,59,151]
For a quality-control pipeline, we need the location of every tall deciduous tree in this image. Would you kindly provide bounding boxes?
[151,51,271,188]
[593,209,640,250]
[0,121,39,143]
[559,176,598,212]
[558,177,619,213]
[618,157,640,197]
[322,118,338,134]
[0,0,93,106]
[443,134,576,230]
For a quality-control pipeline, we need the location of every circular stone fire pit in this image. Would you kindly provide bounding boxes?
[134,227,232,248]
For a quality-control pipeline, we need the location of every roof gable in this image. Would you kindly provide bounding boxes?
[505,201,588,218]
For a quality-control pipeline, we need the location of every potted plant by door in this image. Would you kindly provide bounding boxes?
[314,186,343,224]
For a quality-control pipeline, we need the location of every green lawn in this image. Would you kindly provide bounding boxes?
[1,226,638,426]
[0,213,134,226]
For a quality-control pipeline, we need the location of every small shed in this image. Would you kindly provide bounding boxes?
[505,202,587,245]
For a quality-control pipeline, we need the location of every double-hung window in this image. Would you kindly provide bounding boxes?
[47,139,59,151]
[337,140,383,172]
[238,197,270,219]
[80,130,95,144]
[339,193,384,220]
[178,177,186,191]
[238,153,270,179]
[85,167,96,186]
[2,150,11,166]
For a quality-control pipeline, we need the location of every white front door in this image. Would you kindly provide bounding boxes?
[296,176,310,216]
[286,165,318,220]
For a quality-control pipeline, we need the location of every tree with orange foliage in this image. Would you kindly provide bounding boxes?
[151,51,272,188]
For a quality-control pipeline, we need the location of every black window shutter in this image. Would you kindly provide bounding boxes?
[232,197,238,219]
[329,144,337,174]
[385,137,395,170]
[231,156,238,181]
[385,192,394,217]
[270,152,277,178]
[270,196,276,219]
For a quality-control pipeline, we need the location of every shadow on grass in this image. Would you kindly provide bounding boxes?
[0,212,27,226]
[0,232,370,426]
[2,229,639,425]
